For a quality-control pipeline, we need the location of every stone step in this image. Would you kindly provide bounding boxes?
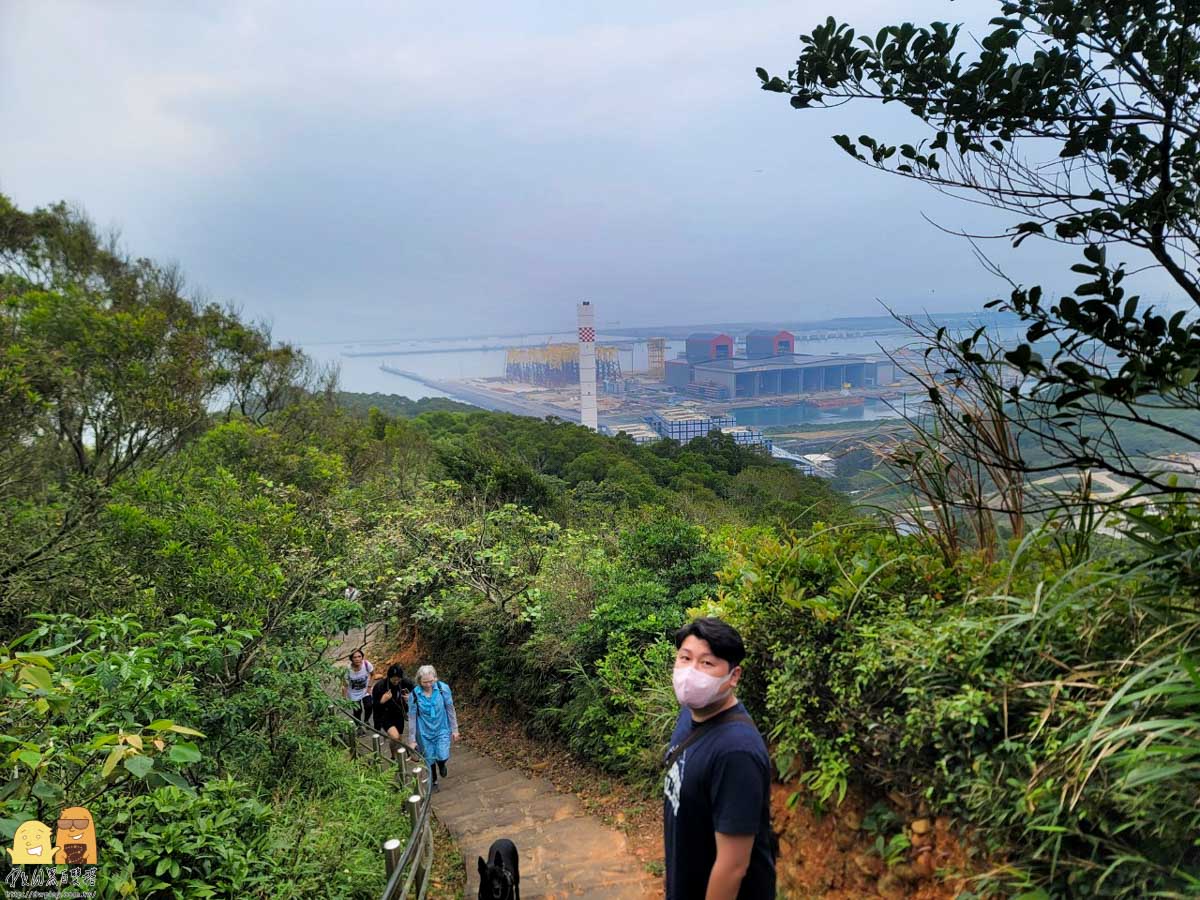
[441,772,548,802]
[521,879,660,900]
[434,793,579,831]
[521,866,656,892]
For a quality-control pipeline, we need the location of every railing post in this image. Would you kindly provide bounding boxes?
[382,836,402,876]
[395,746,409,780]
[350,720,358,760]
[410,765,425,797]
[406,793,420,833]
[372,733,383,762]
[406,793,427,893]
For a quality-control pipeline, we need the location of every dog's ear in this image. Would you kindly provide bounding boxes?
[478,856,488,877]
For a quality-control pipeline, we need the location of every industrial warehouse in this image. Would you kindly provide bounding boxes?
[665,330,896,400]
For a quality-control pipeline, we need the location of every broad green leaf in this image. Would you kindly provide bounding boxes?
[158,771,192,792]
[168,741,201,764]
[102,747,125,778]
[0,815,35,841]
[16,750,41,770]
[123,754,154,779]
[19,666,52,692]
[34,641,80,658]
[14,653,53,667]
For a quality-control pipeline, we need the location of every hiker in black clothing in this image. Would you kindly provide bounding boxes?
[663,618,775,900]
[371,663,413,742]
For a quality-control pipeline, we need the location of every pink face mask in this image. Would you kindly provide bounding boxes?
[673,665,735,710]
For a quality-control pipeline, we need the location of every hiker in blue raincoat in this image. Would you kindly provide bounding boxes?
[407,664,460,792]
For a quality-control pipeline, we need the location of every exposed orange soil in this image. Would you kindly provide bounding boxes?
[771,786,977,898]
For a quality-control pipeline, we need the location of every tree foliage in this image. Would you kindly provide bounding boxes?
[759,1,1200,498]
[753,4,1200,894]
[0,196,318,605]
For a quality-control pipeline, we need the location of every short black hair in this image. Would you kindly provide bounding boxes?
[674,617,746,667]
[385,663,415,690]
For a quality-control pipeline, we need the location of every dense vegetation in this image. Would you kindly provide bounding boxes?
[365,433,1200,896]
[0,197,427,898]
[8,2,1200,890]
[334,392,475,420]
[748,0,1200,893]
[0,193,850,895]
[6,191,1200,898]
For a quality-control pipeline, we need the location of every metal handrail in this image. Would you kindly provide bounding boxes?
[327,700,436,900]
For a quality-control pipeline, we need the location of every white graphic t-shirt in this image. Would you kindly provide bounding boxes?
[345,660,374,700]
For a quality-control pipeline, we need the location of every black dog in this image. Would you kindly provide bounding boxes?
[477,838,519,900]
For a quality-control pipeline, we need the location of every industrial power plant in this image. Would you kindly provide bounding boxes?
[377,310,916,457]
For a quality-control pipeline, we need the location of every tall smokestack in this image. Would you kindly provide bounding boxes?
[577,301,598,431]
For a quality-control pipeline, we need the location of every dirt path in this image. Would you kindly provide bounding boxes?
[346,625,660,899]
[434,745,659,899]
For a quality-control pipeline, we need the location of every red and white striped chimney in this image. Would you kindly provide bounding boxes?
[577,301,598,431]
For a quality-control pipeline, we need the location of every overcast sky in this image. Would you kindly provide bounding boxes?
[0,1,1185,342]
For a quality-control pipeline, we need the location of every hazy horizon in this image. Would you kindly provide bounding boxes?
[2,1,1188,345]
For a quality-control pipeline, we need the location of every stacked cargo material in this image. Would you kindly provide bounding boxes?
[719,425,773,452]
[504,344,622,386]
[683,381,730,400]
[646,408,771,452]
[647,338,667,379]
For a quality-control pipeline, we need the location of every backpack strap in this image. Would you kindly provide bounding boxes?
[664,709,754,771]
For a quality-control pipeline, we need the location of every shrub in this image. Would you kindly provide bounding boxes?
[96,779,279,899]
[716,519,1200,896]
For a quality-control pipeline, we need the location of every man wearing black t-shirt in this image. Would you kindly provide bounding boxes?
[664,618,775,900]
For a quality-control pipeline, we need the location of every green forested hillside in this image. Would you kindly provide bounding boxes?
[0,195,845,896]
[5,191,1200,899]
[335,392,476,419]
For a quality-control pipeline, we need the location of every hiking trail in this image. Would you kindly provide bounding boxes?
[331,625,661,900]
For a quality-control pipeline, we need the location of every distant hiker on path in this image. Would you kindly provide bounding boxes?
[408,664,459,793]
[664,617,775,900]
[372,663,413,743]
[345,649,374,725]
